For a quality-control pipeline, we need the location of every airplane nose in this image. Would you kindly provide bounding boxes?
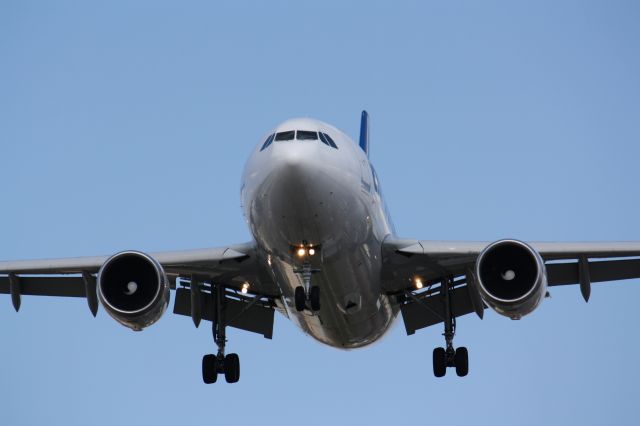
[247,137,368,257]
[272,144,313,178]
[280,151,303,172]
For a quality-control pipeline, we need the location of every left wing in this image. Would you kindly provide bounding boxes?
[0,242,278,337]
[382,237,640,334]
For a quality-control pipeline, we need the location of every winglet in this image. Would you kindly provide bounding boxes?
[359,110,369,156]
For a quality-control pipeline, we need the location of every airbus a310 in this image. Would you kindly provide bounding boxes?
[2,111,639,383]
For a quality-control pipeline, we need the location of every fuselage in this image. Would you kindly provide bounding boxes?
[241,118,397,348]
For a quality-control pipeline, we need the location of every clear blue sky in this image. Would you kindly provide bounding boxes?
[1,1,639,425]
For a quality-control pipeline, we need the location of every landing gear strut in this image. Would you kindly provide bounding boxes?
[432,277,469,377]
[294,258,320,312]
[202,283,240,384]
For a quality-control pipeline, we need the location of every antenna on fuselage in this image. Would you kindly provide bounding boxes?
[359,110,369,157]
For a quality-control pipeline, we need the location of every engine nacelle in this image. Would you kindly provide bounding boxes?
[474,239,547,320]
[97,251,170,331]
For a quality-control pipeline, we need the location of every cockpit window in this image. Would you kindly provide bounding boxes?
[324,133,338,148]
[265,129,337,150]
[297,131,318,140]
[318,132,328,145]
[319,132,338,149]
[260,133,275,151]
[275,131,295,141]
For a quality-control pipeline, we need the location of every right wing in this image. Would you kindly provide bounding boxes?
[382,237,640,335]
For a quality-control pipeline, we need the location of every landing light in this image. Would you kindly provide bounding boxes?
[241,282,250,294]
[308,248,316,256]
[297,248,307,257]
[414,278,424,290]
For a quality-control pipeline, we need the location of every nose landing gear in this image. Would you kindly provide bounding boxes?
[293,265,321,312]
[293,244,321,312]
[294,284,320,312]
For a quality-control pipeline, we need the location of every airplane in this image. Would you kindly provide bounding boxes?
[2,110,640,384]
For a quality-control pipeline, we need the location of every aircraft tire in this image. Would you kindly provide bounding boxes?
[433,347,446,377]
[310,286,320,311]
[202,354,218,384]
[224,353,240,383]
[454,347,469,377]
[294,286,306,312]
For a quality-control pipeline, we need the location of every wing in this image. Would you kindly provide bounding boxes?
[0,242,279,338]
[382,237,640,335]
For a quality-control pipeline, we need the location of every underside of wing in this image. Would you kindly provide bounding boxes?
[382,236,640,335]
[0,243,277,294]
[383,237,640,291]
[0,242,279,338]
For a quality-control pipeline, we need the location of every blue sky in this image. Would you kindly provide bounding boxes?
[1,1,639,425]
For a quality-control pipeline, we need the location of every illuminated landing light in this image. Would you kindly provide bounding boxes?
[297,248,307,257]
[241,282,250,294]
[414,278,424,290]
[308,248,316,256]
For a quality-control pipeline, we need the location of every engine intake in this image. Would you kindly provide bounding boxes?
[475,239,547,319]
[97,251,170,331]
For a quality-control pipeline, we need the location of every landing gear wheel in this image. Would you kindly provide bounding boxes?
[202,354,218,384]
[224,353,240,383]
[294,286,306,311]
[309,286,320,311]
[433,347,446,378]
[454,347,469,377]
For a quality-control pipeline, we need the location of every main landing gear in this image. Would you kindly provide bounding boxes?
[432,277,469,377]
[202,283,240,384]
[202,353,239,384]
[293,252,321,312]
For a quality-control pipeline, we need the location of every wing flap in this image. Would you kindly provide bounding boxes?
[400,283,478,335]
[0,276,86,297]
[547,258,640,286]
[173,287,274,339]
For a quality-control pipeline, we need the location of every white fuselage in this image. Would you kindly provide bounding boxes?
[241,118,397,348]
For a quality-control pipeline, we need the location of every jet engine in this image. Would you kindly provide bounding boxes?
[474,239,547,320]
[97,251,170,331]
